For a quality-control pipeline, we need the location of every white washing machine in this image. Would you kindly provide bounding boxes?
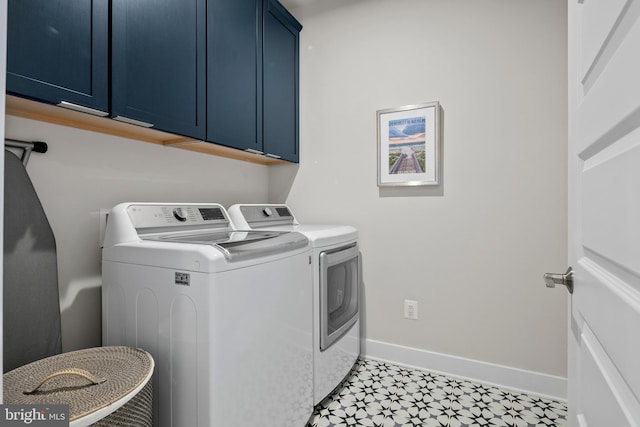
[101,203,313,427]
[228,204,360,404]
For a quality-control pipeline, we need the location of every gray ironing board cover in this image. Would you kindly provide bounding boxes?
[3,149,62,372]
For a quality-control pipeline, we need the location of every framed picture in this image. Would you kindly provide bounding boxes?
[377,102,441,187]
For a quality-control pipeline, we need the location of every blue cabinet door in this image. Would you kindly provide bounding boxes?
[263,0,302,163]
[7,0,109,114]
[207,0,262,153]
[207,0,301,162]
[112,0,206,139]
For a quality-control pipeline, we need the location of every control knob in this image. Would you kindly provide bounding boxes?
[262,207,273,217]
[173,207,188,222]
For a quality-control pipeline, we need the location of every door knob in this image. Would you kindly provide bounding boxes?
[544,267,573,294]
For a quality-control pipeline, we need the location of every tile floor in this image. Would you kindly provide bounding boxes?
[306,358,567,427]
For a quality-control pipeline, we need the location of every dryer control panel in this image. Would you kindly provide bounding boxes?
[230,204,297,229]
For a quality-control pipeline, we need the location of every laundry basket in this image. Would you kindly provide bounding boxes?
[3,346,154,427]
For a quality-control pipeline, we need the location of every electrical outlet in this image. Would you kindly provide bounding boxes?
[404,300,418,320]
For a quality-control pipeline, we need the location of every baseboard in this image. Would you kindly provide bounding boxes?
[361,339,567,401]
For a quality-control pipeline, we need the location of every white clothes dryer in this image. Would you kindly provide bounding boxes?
[102,203,313,427]
[228,204,361,404]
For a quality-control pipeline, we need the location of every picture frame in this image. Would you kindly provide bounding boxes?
[377,101,441,187]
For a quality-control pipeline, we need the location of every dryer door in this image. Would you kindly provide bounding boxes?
[319,244,360,351]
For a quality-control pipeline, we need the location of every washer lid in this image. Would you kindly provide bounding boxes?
[143,230,309,262]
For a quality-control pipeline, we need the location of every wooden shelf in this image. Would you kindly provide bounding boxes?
[5,95,286,165]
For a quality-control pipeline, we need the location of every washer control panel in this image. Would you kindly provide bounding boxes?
[127,204,229,230]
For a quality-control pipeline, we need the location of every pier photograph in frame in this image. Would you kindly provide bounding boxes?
[377,102,441,187]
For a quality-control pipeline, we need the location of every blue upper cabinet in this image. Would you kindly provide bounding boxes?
[6,0,109,115]
[7,0,299,162]
[207,0,263,154]
[111,0,206,139]
[207,0,301,163]
[263,0,302,162]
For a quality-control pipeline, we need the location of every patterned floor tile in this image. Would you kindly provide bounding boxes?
[306,358,567,427]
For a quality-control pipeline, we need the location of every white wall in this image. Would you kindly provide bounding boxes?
[281,0,569,378]
[5,116,269,351]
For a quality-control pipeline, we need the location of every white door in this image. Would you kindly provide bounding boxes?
[567,0,640,425]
